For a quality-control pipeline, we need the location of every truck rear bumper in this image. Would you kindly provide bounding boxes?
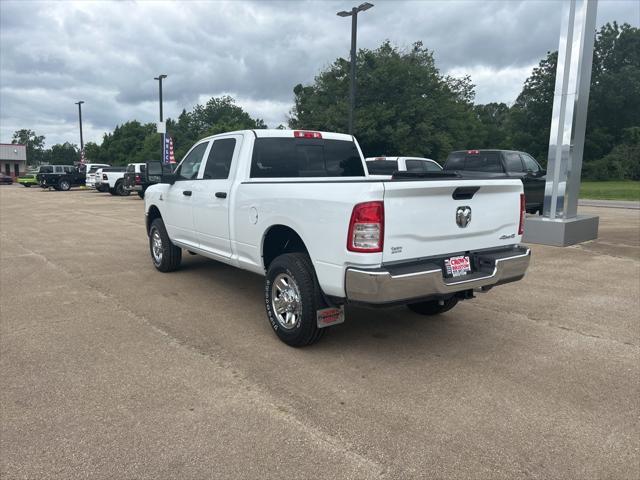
[345,246,530,304]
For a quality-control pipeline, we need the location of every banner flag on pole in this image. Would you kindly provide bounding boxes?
[80,149,86,164]
[164,135,175,164]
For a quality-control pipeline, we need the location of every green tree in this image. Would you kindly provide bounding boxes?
[97,121,156,165]
[507,22,639,172]
[49,142,79,164]
[290,41,481,160]
[168,96,266,160]
[83,141,101,163]
[11,129,46,165]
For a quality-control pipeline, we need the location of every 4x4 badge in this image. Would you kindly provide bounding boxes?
[456,206,472,228]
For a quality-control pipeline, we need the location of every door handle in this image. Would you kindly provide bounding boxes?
[182,190,192,196]
[215,192,227,199]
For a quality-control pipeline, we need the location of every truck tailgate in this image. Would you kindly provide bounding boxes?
[382,179,523,263]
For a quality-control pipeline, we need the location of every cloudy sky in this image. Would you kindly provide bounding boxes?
[1,0,638,147]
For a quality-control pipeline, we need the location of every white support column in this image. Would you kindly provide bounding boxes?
[524,0,599,246]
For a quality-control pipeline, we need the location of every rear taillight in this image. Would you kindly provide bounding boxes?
[135,174,141,184]
[293,130,322,139]
[347,201,384,253]
[102,174,107,180]
[518,193,526,235]
[467,149,480,154]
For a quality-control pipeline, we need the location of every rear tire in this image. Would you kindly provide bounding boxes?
[407,297,458,315]
[58,179,70,191]
[265,253,324,347]
[115,180,129,196]
[149,218,181,272]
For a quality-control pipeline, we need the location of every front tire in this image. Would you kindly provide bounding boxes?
[59,179,70,191]
[407,297,458,315]
[149,218,181,272]
[265,253,324,347]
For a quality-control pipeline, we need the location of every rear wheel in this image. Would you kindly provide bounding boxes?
[407,297,458,316]
[59,179,71,191]
[265,253,324,347]
[149,218,181,272]
[115,180,129,196]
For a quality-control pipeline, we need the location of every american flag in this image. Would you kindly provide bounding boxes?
[163,135,176,164]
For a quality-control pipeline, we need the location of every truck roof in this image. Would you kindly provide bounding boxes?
[200,129,354,142]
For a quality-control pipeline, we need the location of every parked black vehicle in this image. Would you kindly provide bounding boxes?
[443,150,546,214]
[37,164,86,191]
[0,173,13,185]
[124,162,161,199]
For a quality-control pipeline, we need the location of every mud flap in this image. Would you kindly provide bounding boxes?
[316,306,345,328]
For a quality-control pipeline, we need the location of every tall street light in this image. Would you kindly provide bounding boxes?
[154,74,167,160]
[337,2,373,135]
[75,101,85,152]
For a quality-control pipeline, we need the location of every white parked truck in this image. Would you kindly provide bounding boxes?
[144,129,530,346]
[101,163,145,196]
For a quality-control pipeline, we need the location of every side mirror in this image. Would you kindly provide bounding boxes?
[146,161,176,184]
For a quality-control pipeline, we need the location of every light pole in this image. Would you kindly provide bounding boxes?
[154,74,167,160]
[75,101,84,152]
[337,2,373,135]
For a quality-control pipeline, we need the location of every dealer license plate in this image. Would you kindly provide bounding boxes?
[316,306,345,328]
[445,255,471,278]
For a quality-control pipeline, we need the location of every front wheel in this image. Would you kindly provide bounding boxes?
[58,179,70,191]
[407,297,458,316]
[149,218,181,272]
[265,253,324,347]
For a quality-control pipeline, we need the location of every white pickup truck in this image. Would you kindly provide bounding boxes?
[144,129,530,347]
[100,163,145,196]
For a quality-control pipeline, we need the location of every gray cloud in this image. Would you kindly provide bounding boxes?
[1,0,638,147]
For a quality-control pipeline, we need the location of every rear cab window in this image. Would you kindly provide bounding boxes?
[445,152,504,173]
[250,137,365,178]
[366,160,398,175]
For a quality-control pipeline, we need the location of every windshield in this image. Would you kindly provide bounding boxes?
[366,160,398,175]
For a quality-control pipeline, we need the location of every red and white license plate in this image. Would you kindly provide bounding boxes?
[445,255,471,277]
[316,306,345,328]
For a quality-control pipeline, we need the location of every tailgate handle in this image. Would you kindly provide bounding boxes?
[182,190,192,196]
[452,186,480,200]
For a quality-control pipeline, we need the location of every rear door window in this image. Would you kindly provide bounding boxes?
[504,152,525,172]
[203,138,237,179]
[405,160,425,172]
[250,138,364,178]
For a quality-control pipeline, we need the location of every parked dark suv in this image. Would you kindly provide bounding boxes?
[443,150,545,214]
[37,164,86,191]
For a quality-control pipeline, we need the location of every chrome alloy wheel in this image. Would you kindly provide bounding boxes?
[151,228,163,265]
[271,273,302,330]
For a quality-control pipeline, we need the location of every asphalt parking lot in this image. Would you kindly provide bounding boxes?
[1,184,639,479]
